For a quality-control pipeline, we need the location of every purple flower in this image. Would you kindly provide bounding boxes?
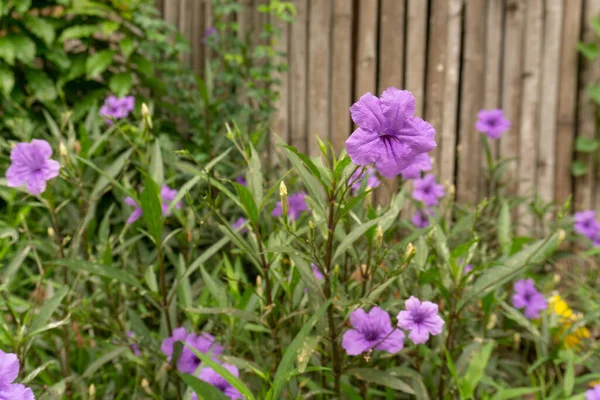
[161,328,223,374]
[396,296,445,345]
[232,217,248,233]
[341,307,405,355]
[400,153,432,180]
[411,209,430,228]
[475,109,510,139]
[345,87,436,179]
[195,364,242,399]
[161,327,188,360]
[0,350,35,400]
[235,176,247,186]
[6,139,61,195]
[202,27,218,44]
[412,174,445,206]
[124,185,181,224]
[574,211,600,239]
[512,279,547,319]
[272,192,309,221]
[587,386,600,400]
[127,331,140,356]
[311,263,324,281]
[100,95,135,125]
[349,167,381,193]
[464,264,473,274]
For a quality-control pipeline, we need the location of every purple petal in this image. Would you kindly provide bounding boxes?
[0,350,19,386]
[345,128,381,167]
[374,329,405,354]
[408,323,430,344]
[341,329,372,355]
[379,87,416,131]
[31,139,53,158]
[349,308,370,331]
[349,92,385,132]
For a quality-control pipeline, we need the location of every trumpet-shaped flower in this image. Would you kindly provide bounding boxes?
[512,279,547,319]
[196,364,242,399]
[0,350,35,400]
[342,307,405,355]
[396,296,444,344]
[401,153,432,180]
[476,109,510,139]
[412,174,445,206]
[345,87,436,178]
[161,328,223,374]
[411,209,431,228]
[574,211,600,239]
[6,139,60,195]
[100,95,135,125]
[586,385,600,400]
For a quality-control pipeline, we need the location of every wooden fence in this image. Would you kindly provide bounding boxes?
[157,0,600,217]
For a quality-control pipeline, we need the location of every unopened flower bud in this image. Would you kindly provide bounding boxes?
[513,333,521,349]
[486,313,497,330]
[553,274,561,284]
[279,181,289,217]
[59,142,68,157]
[89,384,96,398]
[48,227,55,239]
[73,140,81,154]
[405,242,416,259]
[558,229,566,242]
[375,225,384,249]
[141,103,153,129]
[256,276,263,298]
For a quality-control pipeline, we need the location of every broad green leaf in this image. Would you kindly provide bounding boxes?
[580,42,600,60]
[21,360,58,384]
[563,350,575,395]
[53,259,144,292]
[185,307,261,324]
[12,36,36,65]
[120,37,136,59]
[25,69,57,102]
[59,25,101,42]
[108,72,133,97]
[587,83,600,104]
[86,50,115,79]
[140,174,164,244]
[248,145,264,208]
[0,65,14,96]
[283,147,325,212]
[150,140,164,185]
[498,201,512,256]
[176,255,192,308]
[348,368,415,395]
[571,160,589,177]
[288,253,325,306]
[461,341,495,397]
[233,182,259,224]
[180,374,228,400]
[296,336,320,373]
[0,37,15,65]
[23,15,55,45]
[491,387,541,400]
[575,136,600,153]
[333,216,385,263]
[29,286,68,333]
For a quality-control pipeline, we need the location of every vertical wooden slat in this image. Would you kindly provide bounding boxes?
[330,0,353,153]
[178,0,193,66]
[238,0,253,39]
[163,0,179,27]
[438,0,462,187]
[479,0,504,196]
[405,0,428,116]
[155,0,164,16]
[555,0,582,204]
[457,0,485,204]
[537,0,564,207]
[500,0,526,195]
[516,0,543,234]
[425,0,448,177]
[377,0,406,204]
[290,0,308,153]
[190,0,205,74]
[308,0,332,156]
[354,0,378,100]
[576,0,600,211]
[272,18,290,152]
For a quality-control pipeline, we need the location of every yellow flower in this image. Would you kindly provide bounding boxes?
[549,295,573,319]
[549,295,590,349]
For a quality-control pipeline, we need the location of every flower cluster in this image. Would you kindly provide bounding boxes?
[0,350,35,400]
[549,295,590,349]
[476,109,510,139]
[573,210,600,246]
[124,185,182,224]
[6,139,61,195]
[100,95,135,125]
[511,279,547,319]
[410,174,445,228]
[342,297,444,356]
[400,153,432,180]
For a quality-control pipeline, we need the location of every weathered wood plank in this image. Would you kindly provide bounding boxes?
[178,0,193,66]
[354,0,378,100]
[272,17,290,159]
[308,0,332,156]
[289,0,308,153]
[405,0,428,116]
[164,0,179,27]
[330,0,353,153]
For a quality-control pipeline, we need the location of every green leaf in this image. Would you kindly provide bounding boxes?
[200,265,228,308]
[500,301,541,338]
[577,41,600,60]
[0,37,15,65]
[82,347,128,378]
[459,232,560,309]
[348,368,415,395]
[288,253,325,306]
[150,140,164,185]
[587,83,600,104]
[23,15,56,45]
[29,286,68,333]
[283,147,326,213]
[53,259,144,292]
[591,16,600,36]
[0,65,14,97]
[461,341,495,397]
[248,145,264,208]
[233,183,259,224]
[268,300,331,400]
[59,25,101,42]
[12,35,36,65]
[108,72,133,97]
[333,216,384,263]
[296,336,320,373]
[140,174,164,244]
[25,69,57,102]
[491,387,541,400]
[90,148,134,198]
[575,136,600,153]
[119,37,136,59]
[498,201,512,256]
[563,350,575,396]
[571,160,589,177]
[86,50,115,79]
[180,374,228,400]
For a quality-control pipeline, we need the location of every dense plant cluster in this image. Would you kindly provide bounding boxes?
[0,2,599,400]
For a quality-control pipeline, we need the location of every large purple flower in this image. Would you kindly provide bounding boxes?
[396,296,445,345]
[349,167,381,193]
[272,192,309,221]
[6,139,60,195]
[411,209,431,228]
[512,279,547,319]
[587,385,600,400]
[345,87,436,179]
[412,174,445,206]
[341,307,405,355]
[124,185,181,224]
[574,211,600,239]
[475,109,510,139]
[161,327,188,361]
[195,364,242,400]
[0,350,35,400]
[161,328,223,374]
[401,153,432,180]
[100,95,135,125]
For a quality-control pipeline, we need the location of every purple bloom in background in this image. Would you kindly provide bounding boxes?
[587,386,600,400]
[397,296,445,345]
[124,197,143,224]
[349,167,381,193]
[0,350,35,400]
[177,333,223,374]
[341,307,405,355]
[464,264,473,274]
[235,175,247,186]
[475,109,510,139]
[196,364,242,399]
[6,139,60,195]
[202,27,218,44]
[232,217,248,233]
[272,192,309,221]
[345,87,436,179]
[512,279,547,319]
[413,174,445,206]
[311,263,324,281]
[411,209,431,228]
[574,211,600,239]
[400,153,432,180]
[124,185,181,224]
[127,331,140,356]
[161,327,188,361]
[100,95,135,125]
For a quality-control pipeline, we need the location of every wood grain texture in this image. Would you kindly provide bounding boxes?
[330,0,353,153]
[272,18,290,160]
[308,0,332,156]
[290,0,308,153]
[354,0,378,99]
[457,0,485,204]
[516,0,542,234]
[164,0,179,26]
[405,0,428,116]
[555,0,582,204]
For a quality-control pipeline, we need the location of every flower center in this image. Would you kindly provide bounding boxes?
[488,118,498,127]
[523,293,532,302]
[412,311,426,324]
[363,329,380,341]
